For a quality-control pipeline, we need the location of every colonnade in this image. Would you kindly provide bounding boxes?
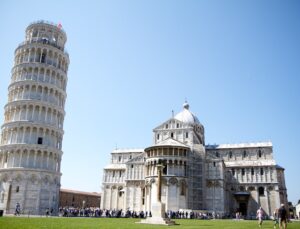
[146,147,187,157]
[0,148,61,172]
[230,166,276,183]
[14,45,68,73]
[146,159,187,177]
[11,65,67,90]
[1,125,63,149]
[210,149,267,161]
[145,146,188,177]
[4,102,64,128]
[8,82,66,108]
[104,170,125,183]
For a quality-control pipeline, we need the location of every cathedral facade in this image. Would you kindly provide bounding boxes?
[101,102,288,218]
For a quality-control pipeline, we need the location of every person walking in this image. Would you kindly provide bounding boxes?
[15,203,21,216]
[278,204,288,229]
[256,207,264,228]
[273,208,279,229]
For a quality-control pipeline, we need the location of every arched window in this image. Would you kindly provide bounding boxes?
[119,187,123,197]
[171,132,174,138]
[258,149,262,158]
[41,53,46,63]
[260,168,264,175]
[163,165,167,175]
[157,134,160,140]
[180,182,186,196]
[258,187,264,196]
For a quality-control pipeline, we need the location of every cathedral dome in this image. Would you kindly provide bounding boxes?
[174,102,200,124]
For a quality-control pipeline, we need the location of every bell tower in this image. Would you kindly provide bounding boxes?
[0,21,69,215]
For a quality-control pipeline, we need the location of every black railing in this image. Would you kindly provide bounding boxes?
[16,38,69,56]
[27,20,67,36]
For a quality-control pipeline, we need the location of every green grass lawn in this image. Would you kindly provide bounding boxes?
[0,217,300,229]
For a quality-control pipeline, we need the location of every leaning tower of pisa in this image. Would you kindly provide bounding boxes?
[0,21,69,215]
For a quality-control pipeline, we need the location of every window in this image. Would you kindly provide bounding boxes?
[258,187,264,196]
[112,171,115,177]
[16,186,19,193]
[258,149,262,158]
[242,168,245,176]
[41,53,46,63]
[176,123,179,128]
[243,150,247,158]
[260,168,264,175]
[142,188,145,204]
[163,165,167,175]
[157,134,160,140]
[232,169,235,176]
[213,162,216,167]
[216,152,219,157]
[37,137,43,144]
[129,155,132,159]
[119,171,122,177]
[118,156,121,162]
[180,182,186,196]
[251,168,254,175]
[229,151,232,159]
[185,132,188,138]
[32,30,38,37]
[131,165,133,168]
[171,132,174,138]
[165,124,168,129]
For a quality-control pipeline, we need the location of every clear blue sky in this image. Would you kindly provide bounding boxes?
[0,1,299,205]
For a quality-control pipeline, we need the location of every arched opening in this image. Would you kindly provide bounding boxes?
[258,187,264,196]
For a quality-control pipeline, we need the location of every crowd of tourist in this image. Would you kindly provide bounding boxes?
[58,207,149,218]
[58,207,220,219]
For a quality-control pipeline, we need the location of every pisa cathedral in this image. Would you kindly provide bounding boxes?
[0,21,69,215]
[101,102,288,218]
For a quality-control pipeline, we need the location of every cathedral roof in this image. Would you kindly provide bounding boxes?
[111,148,144,154]
[104,164,126,170]
[146,138,189,150]
[206,141,272,149]
[174,102,200,124]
